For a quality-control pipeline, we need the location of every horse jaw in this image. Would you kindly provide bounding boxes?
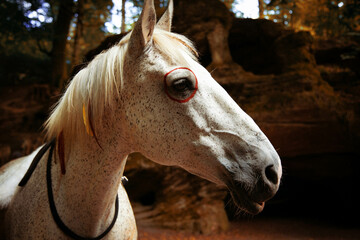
[186,65,282,214]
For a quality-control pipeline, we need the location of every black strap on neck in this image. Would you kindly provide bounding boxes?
[19,139,119,239]
[18,139,56,187]
[46,139,119,240]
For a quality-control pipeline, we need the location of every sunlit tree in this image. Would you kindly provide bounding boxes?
[222,0,235,10]
[263,0,359,37]
[121,0,126,33]
[259,0,265,18]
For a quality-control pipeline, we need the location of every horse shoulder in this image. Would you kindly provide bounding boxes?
[108,184,138,239]
[0,146,42,209]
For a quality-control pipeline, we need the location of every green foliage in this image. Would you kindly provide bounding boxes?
[69,0,114,55]
[0,0,116,86]
[0,1,29,39]
[0,0,54,54]
[0,1,54,86]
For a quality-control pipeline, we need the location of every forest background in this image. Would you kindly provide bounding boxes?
[1,0,359,89]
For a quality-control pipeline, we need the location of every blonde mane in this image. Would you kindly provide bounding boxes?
[44,28,198,142]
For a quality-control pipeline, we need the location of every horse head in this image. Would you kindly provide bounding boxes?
[119,0,282,214]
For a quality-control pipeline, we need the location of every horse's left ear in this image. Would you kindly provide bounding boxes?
[127,0,156,58]
[156,0,173,32]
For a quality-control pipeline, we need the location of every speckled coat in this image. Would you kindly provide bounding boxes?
[0,0,282,239]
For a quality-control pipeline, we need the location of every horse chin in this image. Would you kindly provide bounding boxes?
[227,183,265,215]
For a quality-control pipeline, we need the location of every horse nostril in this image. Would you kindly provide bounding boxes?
[265,164,278,185]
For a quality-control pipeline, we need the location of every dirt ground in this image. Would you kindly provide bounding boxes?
[137,217,360,240]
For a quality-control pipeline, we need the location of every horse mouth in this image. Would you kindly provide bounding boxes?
[227,183,266,215]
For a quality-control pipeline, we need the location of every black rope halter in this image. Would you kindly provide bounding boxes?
[19,139,119,240]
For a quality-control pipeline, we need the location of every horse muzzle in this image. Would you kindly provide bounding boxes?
[226,158,282,215]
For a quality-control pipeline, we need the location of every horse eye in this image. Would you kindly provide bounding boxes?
[172,78,192,92]
[164,67,198,103]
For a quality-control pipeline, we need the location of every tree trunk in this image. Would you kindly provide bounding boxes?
[222,0,235,10]
[71,0,84,69]
[121,0,126,33]
[51,0,75,88]
[258,0,264,18]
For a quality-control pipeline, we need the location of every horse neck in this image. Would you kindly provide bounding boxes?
[51,131,129,237]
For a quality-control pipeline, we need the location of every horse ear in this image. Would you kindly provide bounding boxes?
[157,0,173,32]
[127,0,156,57]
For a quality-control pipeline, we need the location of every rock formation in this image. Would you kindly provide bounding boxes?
[125,153,228,234]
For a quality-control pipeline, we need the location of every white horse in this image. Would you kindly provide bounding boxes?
[0,0,282,239]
